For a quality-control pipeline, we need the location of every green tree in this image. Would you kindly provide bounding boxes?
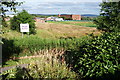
[0,0,22,44]
[11,10,36,34]
[1,0,23,27]
[94,1,120,32]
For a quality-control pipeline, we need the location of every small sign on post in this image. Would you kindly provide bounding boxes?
[20,23,29,38]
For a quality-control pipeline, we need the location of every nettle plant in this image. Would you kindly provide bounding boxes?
[71,32,120,79]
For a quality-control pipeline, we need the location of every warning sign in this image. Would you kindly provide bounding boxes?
[20,23,29,32]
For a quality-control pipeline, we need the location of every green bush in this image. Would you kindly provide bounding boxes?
[65,32,120,79]
[10,10,36,34]
[2,38,22,64]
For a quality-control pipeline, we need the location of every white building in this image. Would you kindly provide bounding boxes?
[46,16,64,21]
[55,18,64,21]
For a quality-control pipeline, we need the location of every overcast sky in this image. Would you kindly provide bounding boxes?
[7,0,103,15]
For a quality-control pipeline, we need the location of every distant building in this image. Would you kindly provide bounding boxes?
[46,17,54,21]
[46,16,64,21]
[34,17,45,23]
[55,18,64,21]
[4,17,11,21]
[1,15,15,21]
[58,14,81,20]
[34,17,41,22]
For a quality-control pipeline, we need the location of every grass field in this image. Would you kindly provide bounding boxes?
[0,22,100,39]
[47,21,97,27]
[35,21,100,39]
[2,21,101,64]
[1,21,100,39]
[1,20,102,79]
[2,21,101,59]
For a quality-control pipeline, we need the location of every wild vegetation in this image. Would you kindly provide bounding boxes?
[65,32,120,80]
[2,33,90,63]
[1,49,78,79]
[10,10,36,34]
[1,1,120,80]
[1,10,96,79]
[63,1,120,80]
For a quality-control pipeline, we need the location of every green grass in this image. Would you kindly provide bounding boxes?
[3,35,89,57]
[3,57,41,67]
[2,21,97,67]
[1,21,99,79]
[1,27,21,39]
[2,25,91,62]
[2,20,99,40]
[47,21,97,27]
[2,24,93,62]
[2,54,78,79]
[36,29,57,39]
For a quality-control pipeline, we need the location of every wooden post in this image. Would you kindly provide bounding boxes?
[22,32,23,38]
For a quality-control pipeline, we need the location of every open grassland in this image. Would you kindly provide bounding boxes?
[2,21,101,63]
[47,21,97,27]
[2,21,103,79]
[1,27,21,39]
[1,21,100,39]
[35,21,100,39]
[2,21,101,60]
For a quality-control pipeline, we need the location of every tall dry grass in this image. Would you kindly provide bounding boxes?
[28,49,78,79]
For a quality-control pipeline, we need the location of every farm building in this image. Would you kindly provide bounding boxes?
[34,17,45,23]
[58,14,81,20]
[46,17,56,21]
[54,18,64,21]
[1,15,15,21]
[46,16,64,21]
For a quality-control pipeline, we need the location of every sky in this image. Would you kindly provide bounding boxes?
[7,0,103,15]
[16,0,102,2]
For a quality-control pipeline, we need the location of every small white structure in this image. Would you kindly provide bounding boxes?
[46,16,64,21]
[46,16,57,21]
[55,18,64,21]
